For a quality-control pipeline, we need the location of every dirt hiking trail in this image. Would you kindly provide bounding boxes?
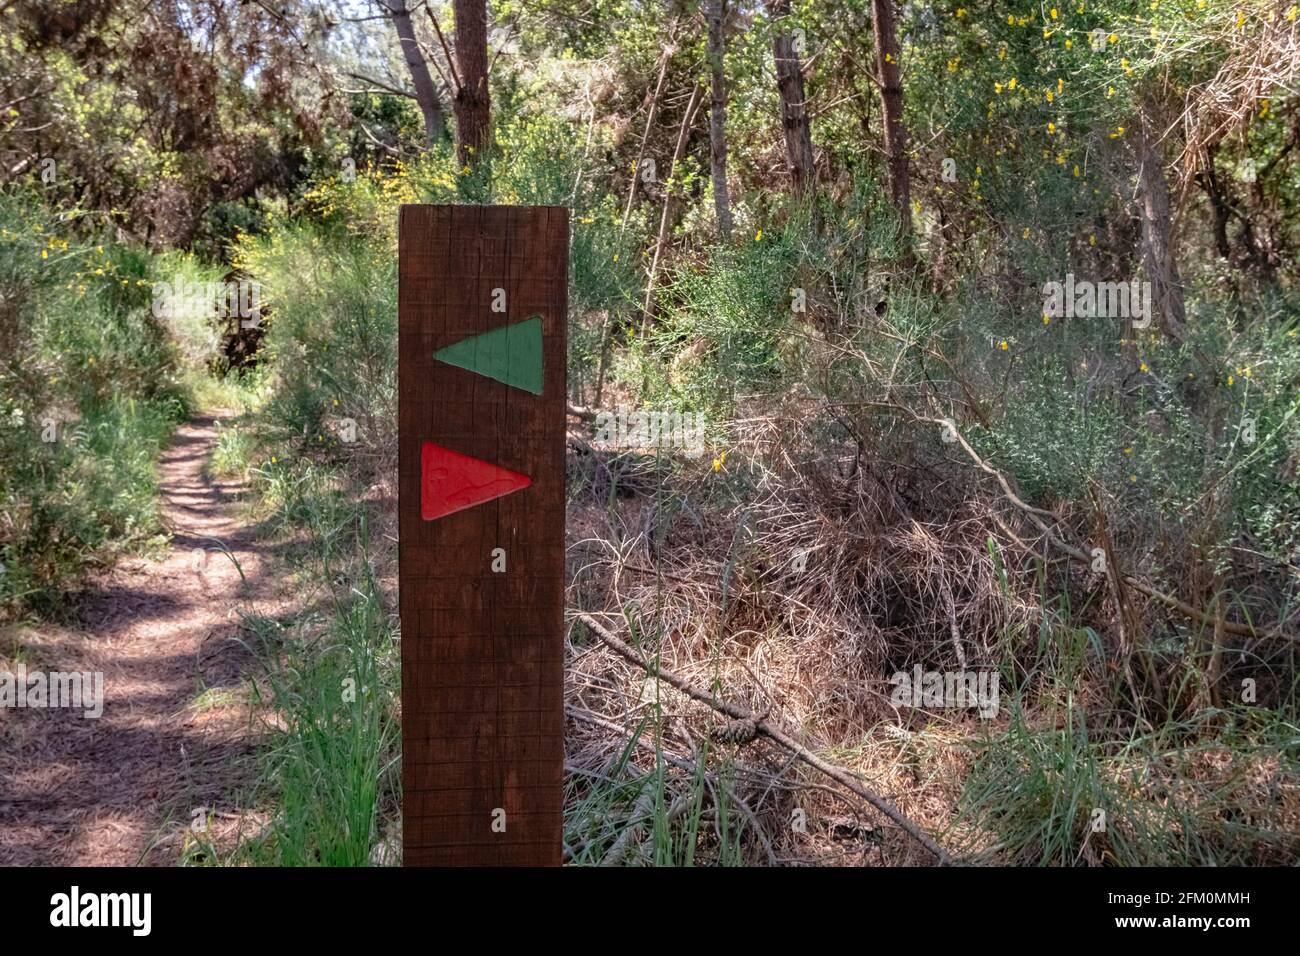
[0,413,271,865]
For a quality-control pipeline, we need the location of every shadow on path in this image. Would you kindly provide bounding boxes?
[0,413,281,865]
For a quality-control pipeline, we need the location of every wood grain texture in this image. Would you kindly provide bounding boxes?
[398,205,568,866]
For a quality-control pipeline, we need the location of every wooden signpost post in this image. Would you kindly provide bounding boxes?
[398,205,568,866]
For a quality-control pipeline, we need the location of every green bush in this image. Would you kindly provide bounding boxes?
[0,191,188,617]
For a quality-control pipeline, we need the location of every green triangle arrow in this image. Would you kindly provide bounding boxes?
[434,315,543,395]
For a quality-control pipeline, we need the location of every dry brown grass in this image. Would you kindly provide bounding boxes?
[561,400,1042,864]
[560,394,1300,865]
[1180,3,1300,189]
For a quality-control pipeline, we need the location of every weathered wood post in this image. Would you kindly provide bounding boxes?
[398,205,568,865]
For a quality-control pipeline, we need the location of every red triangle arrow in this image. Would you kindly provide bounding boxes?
[421,441,531,521]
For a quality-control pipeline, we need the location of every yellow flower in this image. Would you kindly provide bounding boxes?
[994,82,1003,94]
[1065,38,1073,49]
[1050,7,1058,18]
[1227,374,1234,386]
[1008,13,1015,24]
[1106,85,1116,98]
[1023,227,1031,238]
[40,249,47,259]
[1008,77,1018,90]
[1058,78,1064,93]
[1046,91,1055,103]
[1123,446,1133,455]
[1139,362,1149,373]
[999,340,1009,350]
[1288,5,1297,21]
[1073,164,1081,177]
[1043,313,1051,325]
[755,229,763,241]
[1089,234,1097,246]
[711,452,727,472]
[1107,32,1118,43]
[956,7,966,16]
[1236,9,1245,29]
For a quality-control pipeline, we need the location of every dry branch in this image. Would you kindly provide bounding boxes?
[574,611,952,864]
[918,412,1297,645]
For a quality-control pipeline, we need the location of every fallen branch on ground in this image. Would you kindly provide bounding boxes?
[573,611,952,864]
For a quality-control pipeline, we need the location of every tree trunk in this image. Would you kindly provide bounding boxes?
[769,0,816,208]
[933,198,957,288]
[452,0,490,167]
[871,0,911,250]
[620,36,675,236]
[384,0,446,147]
[1198,146,1235,262]
[1136,108,1187,339]
[1198,144,1276,282]
[641,85,704,332]
[706,0,733,241]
